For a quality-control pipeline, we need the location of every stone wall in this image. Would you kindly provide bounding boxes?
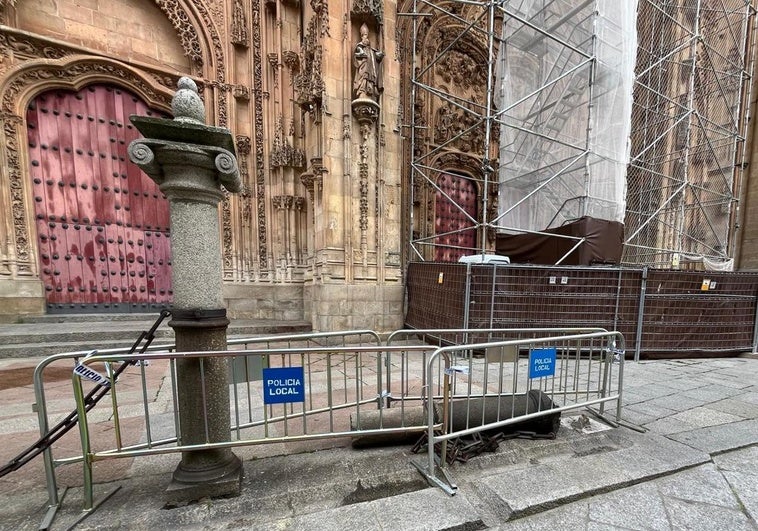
[15,0,189,72]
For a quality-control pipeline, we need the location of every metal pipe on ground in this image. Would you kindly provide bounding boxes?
[350,390,560,447]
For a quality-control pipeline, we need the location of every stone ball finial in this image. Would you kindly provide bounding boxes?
[172,77,206,124]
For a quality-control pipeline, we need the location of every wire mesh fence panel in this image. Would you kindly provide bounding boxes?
[405,263,758,357]
[405,262,468,330]
[641,270,758,354]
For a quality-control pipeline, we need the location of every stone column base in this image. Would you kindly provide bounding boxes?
[167,308,243,503]
[166,451,242,503]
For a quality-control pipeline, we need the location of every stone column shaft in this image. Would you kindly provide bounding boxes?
[129,77,243,503]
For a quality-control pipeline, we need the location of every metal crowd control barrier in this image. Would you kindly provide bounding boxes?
[32,329,381,528]
[39,326,624,518]
[70,342,437,511]
[384,328,610,409]
[412,330,625,494]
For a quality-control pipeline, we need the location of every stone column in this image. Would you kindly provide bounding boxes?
[128,78,243,502]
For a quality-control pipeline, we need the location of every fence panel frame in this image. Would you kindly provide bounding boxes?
[412,330,625,495]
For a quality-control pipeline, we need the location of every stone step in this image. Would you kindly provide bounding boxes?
[0,317,312,359]
[19,313,168,324]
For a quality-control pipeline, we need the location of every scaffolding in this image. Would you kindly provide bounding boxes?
[625,0,755,269]
[403,1,756,269]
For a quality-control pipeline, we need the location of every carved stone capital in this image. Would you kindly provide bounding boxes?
[351,98,379,126]
[300,172,315,196]
[282,51,300,73]
[233,85,250,101]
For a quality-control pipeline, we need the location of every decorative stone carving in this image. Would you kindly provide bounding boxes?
[252,0,268,269]
[294,16,324,110]
[233,85,250,101]
[351,98,379,126]
[155,0,228,126]
[434,102,486,152]
[300,172,315,197]
[222,193,233,270]
[268,52,279,88]
[2,60,172,114]
[351,0,383,26]
[435,50,486,90]
[231,0,249,47]
[413,98,427,156]
[359,160,369,234]
[154,0,204,67]
[235,135,252,225]
[343,115,351,139]
[273,195,287,210]
[270,115,305,169]
[2,113,31,272]
[236,135,251,156]
[282,51,300,74]
[0,32,69,66]
[310,0,330,37]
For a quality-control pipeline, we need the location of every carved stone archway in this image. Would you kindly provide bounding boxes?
[397,0,500,264]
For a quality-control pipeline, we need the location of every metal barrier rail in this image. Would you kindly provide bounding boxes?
[386,327,610,347]
[413,330,625,494]
[32,329,381,527]
[71,343,438,511]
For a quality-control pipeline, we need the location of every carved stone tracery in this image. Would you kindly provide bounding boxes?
[154,0,228,126]
[351,0,383,26]
[252,0,268,269]
[154,0,205,68]
[231,0,249,46]
[270,115,305,169]
[310,0,330,37]
[294,15,325,110]
[3,113,31,273]
[236,135,253,223]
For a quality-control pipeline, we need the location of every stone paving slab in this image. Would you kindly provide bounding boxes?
[667,418,758,454]
[470,431,710,520]
[490,463,756,531]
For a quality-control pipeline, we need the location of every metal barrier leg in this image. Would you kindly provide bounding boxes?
[38,486,67,531]
[71,374,94,511]
[39,446,61,529]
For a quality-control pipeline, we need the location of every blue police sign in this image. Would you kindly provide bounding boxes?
[529,348,557,379]
[263,366,305,404]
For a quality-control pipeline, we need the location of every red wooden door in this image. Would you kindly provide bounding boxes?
[434,172,478,262]
[26,85,172,313]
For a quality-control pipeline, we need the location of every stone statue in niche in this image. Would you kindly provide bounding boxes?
[353,23,384,101]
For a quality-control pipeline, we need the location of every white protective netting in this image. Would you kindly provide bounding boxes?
[496,0,637,232]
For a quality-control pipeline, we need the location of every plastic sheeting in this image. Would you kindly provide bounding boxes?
[496,0,637,232]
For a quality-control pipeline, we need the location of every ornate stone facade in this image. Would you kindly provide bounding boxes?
[0,0,504,330]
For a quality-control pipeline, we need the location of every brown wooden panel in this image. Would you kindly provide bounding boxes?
[434,172,477,262]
